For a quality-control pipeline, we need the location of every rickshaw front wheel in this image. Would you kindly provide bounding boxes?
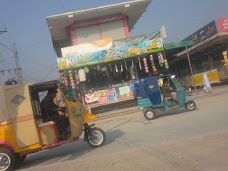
[85,127,106,148]
[0,149,16,171]
[144,108,156,120]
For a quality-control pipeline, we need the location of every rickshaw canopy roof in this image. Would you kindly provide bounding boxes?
[0,80,58,122]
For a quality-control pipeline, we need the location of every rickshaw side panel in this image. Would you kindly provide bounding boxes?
[66,101,84,138]
[0,124,41,153]
[0,124,17,152]
[0,85,41,153]
[135,76,163,109]
[177,85,186,107]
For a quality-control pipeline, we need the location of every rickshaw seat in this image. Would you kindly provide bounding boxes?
[38,121,58,145]
[164,97,172,100]
[38,121,56,128]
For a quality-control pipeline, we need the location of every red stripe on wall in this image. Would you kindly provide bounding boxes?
[98,25,102,39]
[123,17,130,38]
[71,28,78,45]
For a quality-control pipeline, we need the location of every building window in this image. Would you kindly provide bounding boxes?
[100,20,126,40]
[76,25,100,44]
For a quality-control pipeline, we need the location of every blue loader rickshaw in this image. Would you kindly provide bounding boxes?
[134,75,196,120]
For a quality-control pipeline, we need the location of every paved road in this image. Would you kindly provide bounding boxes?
[18,91,228,171]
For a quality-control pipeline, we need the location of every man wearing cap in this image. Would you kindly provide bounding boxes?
[40,89,68,139]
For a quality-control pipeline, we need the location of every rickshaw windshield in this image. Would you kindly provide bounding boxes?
[172,78,179,86]
[169,77,178,89]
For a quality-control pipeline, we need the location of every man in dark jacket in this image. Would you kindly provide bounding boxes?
[40,88,68,139]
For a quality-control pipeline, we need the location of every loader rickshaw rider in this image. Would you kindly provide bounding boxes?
[162,78,178,104]
[40,88,69,139]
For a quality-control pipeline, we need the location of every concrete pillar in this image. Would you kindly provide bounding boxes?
[192,63,196,74]
[208,55,214,70]
[175,64,179,79]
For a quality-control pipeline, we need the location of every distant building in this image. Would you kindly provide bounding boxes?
[46,0,152,57]
[169,17,228,86]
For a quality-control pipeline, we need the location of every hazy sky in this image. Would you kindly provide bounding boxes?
[0,0,227,84]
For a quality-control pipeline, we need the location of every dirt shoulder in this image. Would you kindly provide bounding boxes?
[24,130,228,171]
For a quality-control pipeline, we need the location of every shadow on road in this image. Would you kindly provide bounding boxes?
[92,99,137,114]
[155,108,197,119]
[105,129,125,144]
[17,129,125,170]
[16,139,91,170]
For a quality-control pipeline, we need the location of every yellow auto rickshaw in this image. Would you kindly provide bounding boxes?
[0,80,106,171]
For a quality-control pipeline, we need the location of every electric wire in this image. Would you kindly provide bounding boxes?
[0,41,13,52]
[40,66,57,81]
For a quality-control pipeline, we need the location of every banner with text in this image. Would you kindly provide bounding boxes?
[61,38,113,57]
[218,17,228,33]
[57,38,164,70]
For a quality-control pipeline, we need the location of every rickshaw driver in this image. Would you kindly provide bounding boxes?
[162,78,179,105]
[40,88,69,139]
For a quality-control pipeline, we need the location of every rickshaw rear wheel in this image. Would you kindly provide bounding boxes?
[85,127,106,148]
[144,108,156,120]
[0,149,16,171]
[185,101,196,111]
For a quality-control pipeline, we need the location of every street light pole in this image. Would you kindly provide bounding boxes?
[186,46,197,92]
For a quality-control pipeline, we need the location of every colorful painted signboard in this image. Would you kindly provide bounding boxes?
[57,38,164,70]
[85,88,133,104]
[106,89,117,102]
[218,17,228,33]
[183,20,218,43]
[97,90,107,103]
[61,38,113,57]
[119,86,130,96]
[85,92,98,104]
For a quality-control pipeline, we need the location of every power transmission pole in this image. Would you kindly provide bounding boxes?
[0,29,7,85]
[0,29,23,85]
[13,43,23,84]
